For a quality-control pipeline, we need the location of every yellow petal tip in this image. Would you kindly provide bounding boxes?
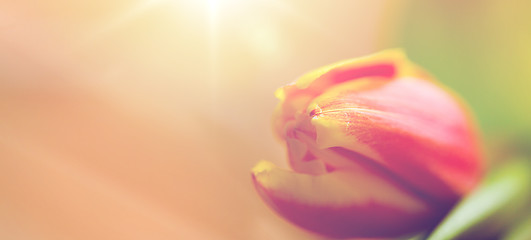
[252,160,276,175]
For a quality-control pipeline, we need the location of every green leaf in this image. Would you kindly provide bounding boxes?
[427,157,531,240]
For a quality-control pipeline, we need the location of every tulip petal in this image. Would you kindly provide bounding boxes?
[251,160,442,238]
[307,77,482,201]
[294,49,418,90]
[285,137,328,175]
[273,49,430,139]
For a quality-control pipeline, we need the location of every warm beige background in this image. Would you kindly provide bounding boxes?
[0,1,406,239]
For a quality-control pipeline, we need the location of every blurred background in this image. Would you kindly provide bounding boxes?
[0,0,529,239]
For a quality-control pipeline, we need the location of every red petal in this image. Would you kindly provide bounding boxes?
[307,77,483,201]
[251,161,444,238]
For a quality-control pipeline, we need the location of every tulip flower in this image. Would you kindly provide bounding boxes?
[251,49,484,238]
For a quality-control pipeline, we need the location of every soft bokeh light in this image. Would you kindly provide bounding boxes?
[0,1,400,239]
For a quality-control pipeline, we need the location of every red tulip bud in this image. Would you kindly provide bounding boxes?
[252,50,484,238]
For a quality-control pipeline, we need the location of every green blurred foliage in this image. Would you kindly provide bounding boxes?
[399,0,531,146]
